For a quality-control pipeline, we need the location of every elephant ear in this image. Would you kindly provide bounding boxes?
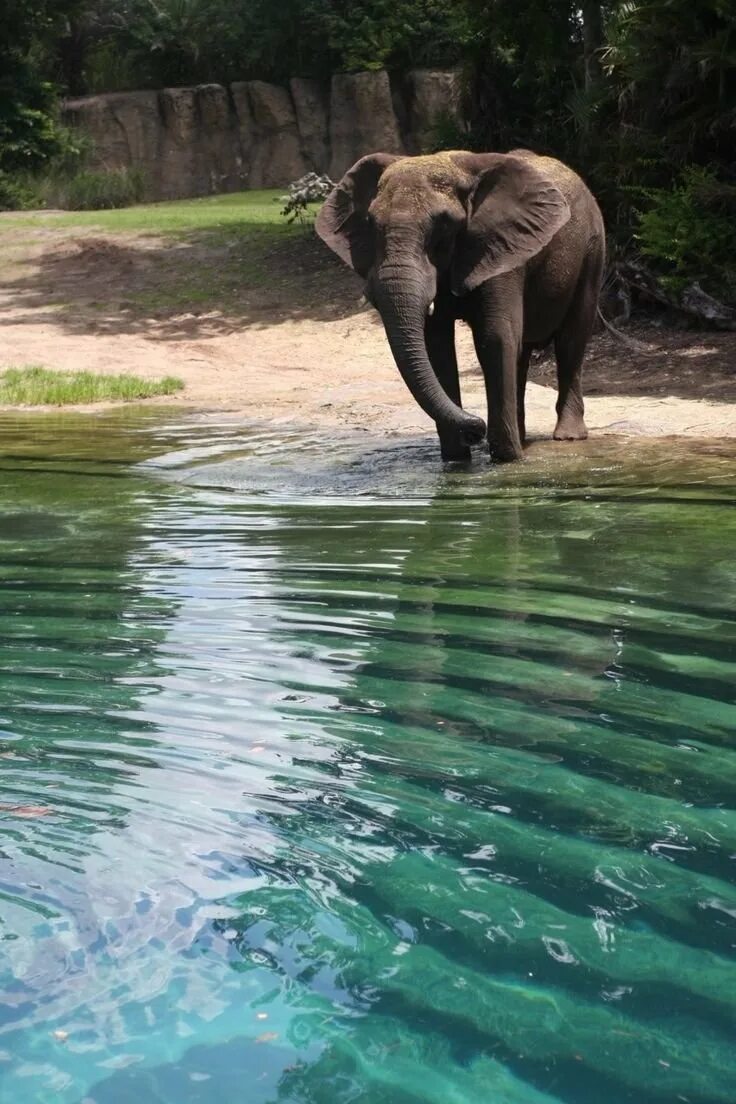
[452,154,571,295]
[315,153,399,276]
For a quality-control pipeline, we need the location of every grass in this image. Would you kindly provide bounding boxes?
[43,167,148,211]
[0,190,327,317]
[0,366,184,406]
[4,189,296,235]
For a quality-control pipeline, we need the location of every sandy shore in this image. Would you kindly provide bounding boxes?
[3,306,736,442]
[1,223,734,441]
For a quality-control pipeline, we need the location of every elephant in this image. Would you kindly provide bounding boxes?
[316,149,605,462]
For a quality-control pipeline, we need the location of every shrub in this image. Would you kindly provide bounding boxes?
[280,172,334,226]
[41,166,147,210]
[426,109,476,153]
[0,128,145,212]
[0,59,64,181]
[636,167,736,304]
[0,171,37,211]
[0,125,88,211]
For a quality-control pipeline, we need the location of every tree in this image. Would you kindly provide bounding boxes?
[0,0,75,181]
[603,0,736,170]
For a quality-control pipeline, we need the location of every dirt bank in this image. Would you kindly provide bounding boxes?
[1,222,735,440]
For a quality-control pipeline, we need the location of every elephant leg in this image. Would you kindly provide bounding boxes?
[471,279,524,462]
[553,243,604,441]
[517,345,532,447]
[425,297,469,461]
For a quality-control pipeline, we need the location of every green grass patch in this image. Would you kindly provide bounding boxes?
[0,366,184,406]
[1,190,326,317]
[6,189,297,235]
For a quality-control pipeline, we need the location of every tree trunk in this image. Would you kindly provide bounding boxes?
[59,19,88,97]
[582,2,604,93]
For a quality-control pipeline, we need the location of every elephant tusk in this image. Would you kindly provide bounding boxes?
[427,301,435,317]
[358,294,368,307]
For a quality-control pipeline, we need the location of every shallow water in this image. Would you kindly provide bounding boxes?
[1,412,735,1104]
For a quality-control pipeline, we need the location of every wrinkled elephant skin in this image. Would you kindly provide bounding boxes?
[316,149,605,462]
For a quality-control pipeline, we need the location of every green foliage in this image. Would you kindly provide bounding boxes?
[219,0,332,83]
[322,0,471,74]
[0,2,74,184]
[462,0,584,152]
[636,168,736,302]
[0,366,184,406]
[0,81,62,174]
[0,172,38,211]
[0,127,141,212]
[56,0,472,89]
[603,0,735,168]
[41,165,147,210]
[425,109,477,154]
[111,0,234,87]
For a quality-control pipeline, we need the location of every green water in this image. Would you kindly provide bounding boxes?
[0,413,735,1104]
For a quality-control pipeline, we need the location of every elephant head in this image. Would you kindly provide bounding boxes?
[316,151,571,446]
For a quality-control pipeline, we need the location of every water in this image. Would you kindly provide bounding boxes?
[1,412,735,1104]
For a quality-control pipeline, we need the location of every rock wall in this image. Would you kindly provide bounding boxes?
[328,70,404,181]
[62,69,465,201]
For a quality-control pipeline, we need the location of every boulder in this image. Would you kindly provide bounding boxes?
[247,80,308,187]
[329,71,404,180]
[406,69,465,154]
[391,79,411,149]
[230,81,256,186]
[158,87,199,199]
[159,84,242,198]
[63,95,127,169]
[290,77,330,174]
[195,84,242,194]
[63,91,161,197]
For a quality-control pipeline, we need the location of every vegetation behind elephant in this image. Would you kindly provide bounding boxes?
[316,150,605,462]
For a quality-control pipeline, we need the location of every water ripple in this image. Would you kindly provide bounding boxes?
[0,417,734,1104]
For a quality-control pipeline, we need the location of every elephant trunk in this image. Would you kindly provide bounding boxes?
[374,273,486,444]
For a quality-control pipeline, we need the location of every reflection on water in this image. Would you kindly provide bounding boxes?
[0,413,735,1104]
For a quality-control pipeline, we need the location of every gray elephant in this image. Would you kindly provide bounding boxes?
[316,150,605,462]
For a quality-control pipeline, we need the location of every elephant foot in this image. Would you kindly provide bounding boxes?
[441,443,472,463]
[553,415,588,441]
[488,438,524,463]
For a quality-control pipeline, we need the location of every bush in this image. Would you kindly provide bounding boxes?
[0,112,86,212]
[41,166,147,210]
[0,171,38,211]
[426,109,476,154]
[280,172,334,225]
[636,167,736,304]
[0,57,64,181]
[0,126,94,212]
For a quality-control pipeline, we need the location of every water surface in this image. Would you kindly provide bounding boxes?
[1,413,735,1103]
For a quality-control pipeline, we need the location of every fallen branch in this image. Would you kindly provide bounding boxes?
[596,307,658,354]
[680,282,736,330]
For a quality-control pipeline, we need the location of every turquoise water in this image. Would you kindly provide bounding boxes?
[0,413,735,1104]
